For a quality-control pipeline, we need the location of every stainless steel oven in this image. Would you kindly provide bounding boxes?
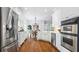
[61,34,77,51]
[61,24,77,34]
[61,17,79,52]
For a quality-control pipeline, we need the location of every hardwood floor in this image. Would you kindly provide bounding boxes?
[19,38,59,52]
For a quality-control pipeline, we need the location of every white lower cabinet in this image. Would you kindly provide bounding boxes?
[37,31,51,42]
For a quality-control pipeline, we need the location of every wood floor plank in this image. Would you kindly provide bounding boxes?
[19,38,59,52]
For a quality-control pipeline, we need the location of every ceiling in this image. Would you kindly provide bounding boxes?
[12,7,79,21]
[12,7,55,21]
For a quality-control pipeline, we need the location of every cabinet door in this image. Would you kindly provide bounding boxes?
[51,33,56,46]
[61,8,79,20]
[52,10,61,28]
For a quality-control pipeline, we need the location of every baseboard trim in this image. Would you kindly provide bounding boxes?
[19,39,27,50]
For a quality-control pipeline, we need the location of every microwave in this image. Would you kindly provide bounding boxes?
[61,24,78,34]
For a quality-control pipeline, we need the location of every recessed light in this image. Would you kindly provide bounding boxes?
[44,9,48,12]
[25,8,28,10]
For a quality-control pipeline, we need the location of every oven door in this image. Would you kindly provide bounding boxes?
[61,34,77,52]
[61,24,77,34]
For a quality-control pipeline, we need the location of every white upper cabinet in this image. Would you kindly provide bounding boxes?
[60,7,79,21]
[52,9,61,33]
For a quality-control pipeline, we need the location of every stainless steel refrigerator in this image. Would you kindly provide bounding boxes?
[1,7,18,52]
